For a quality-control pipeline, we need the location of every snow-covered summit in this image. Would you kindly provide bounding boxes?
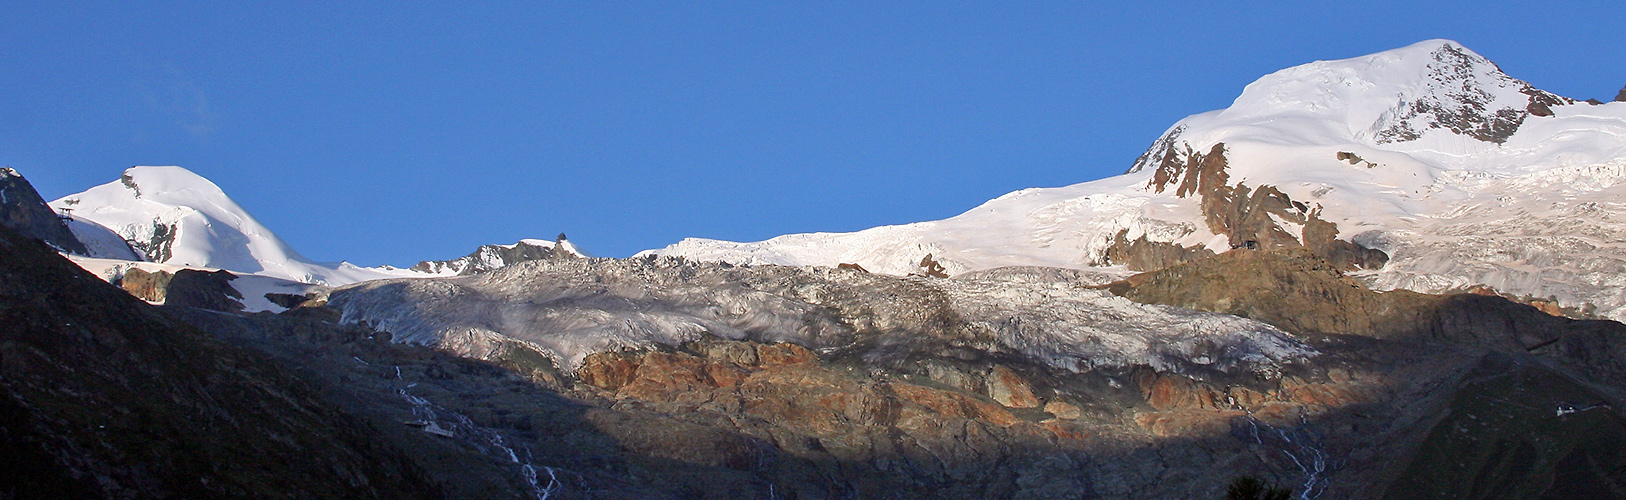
[651,40,1626,321]
[1161,40,1562,154]
[50,166,432,285]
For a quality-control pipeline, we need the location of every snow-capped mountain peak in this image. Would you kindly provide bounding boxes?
[51,166,428,285]
[652,40,1626,322]
[1224,39,1558,144]
[1132,40,1570,175]
[54,166,306,273]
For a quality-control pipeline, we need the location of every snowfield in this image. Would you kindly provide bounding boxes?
[649,40,1626,321]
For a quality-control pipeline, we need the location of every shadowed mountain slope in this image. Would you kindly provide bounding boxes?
[0,225,442,499]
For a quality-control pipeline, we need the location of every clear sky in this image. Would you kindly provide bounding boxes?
[4,2,1624,265]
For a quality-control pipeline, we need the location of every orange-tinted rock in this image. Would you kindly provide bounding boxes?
[578,351,640,390]
[986,366,1040,409]
[120,267,172,302]
[1529,299,1564,317]
[1040,419,1094,446]
[1044,400,1082,420]
[1134,409,1245,437]
[1144,374,1218,411]
[1225,386,1270,408]
[757,342,817,366]
[893,382,1020,427]
[623,352,711,394]
[704,362,749,388]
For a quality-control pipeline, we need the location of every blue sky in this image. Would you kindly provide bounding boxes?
[4,2,1624,265]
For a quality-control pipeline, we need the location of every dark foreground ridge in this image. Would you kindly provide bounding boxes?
[0,225,442,499]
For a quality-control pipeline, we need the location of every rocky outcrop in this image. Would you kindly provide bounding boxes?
[913,253,950,278]
[1111,248,1626,386]
[120,267,173,302]
[1198,173,1387,270]
[128,219,179,263]
[0,167,87,255]
[166,269,245,312]
[985,365,1040,408]
[1148,142,1230,199]
[1336,151,1379,168]
[1100,229,1216,271]
[119,267,245,312]
[1615,84,1626,103]
[1462,284,1580,318]
[1115,143,1387,271]
[1373,44,1571,144]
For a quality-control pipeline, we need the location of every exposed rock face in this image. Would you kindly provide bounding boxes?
[1616,84,1626,102]
[120,267,173,302]
[166,269,245,312]
[0,226,440,499]
[1109,248,1621,359]
[1461,284,1579,318]
[1043,400,1081,420]
[265,291,316,309]
[1105,248,1626,353]
[558,338,1271,498]
[1372,44,1571,144]
[1126,124,1186,174]
[119,267,246,312]
[0,167,87,255]
[1336,151,1378,168]
[915,253,950,278]
[985,365,1040,408]
[1101,228,1215,271]
[1112,143,1387,271]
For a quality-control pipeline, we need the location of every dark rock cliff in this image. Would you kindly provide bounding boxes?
[0,168,87,255]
